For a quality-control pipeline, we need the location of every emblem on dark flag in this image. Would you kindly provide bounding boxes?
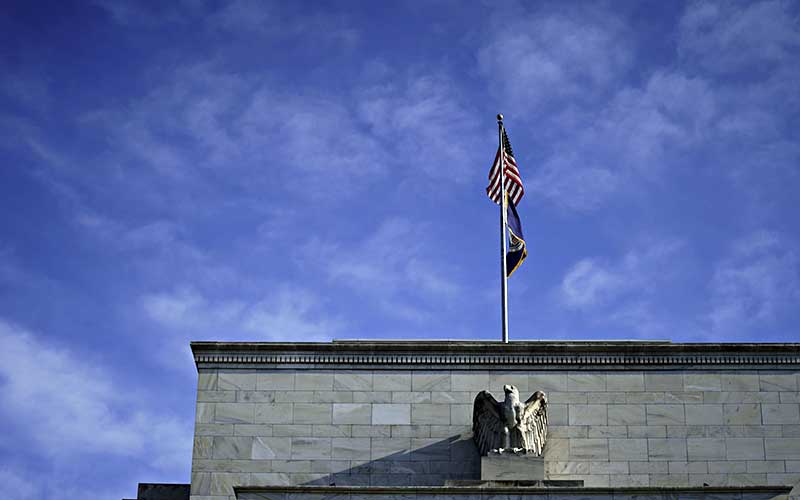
[506,197,527,277]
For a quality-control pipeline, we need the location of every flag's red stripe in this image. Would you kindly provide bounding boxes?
[486,142,524,205]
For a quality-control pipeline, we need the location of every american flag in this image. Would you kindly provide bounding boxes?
[486,128,524,206]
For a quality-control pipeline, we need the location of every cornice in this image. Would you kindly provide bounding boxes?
[191,341,800,370]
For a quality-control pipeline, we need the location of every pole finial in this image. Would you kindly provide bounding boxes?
[497,113,504,122]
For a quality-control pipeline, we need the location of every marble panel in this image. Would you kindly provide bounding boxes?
[645,374,684,392]
[648,438,687,461]
[684,374,722,392]
[216,403,255,424]
[569,404,608,425]
[727,438,765,460]
[234,424,274,436]
[721,374,760,392]
[647,405,685,425]
[412,372,451,391]
[332,403,371,425]
[372,404,411,425]
[295,372,334,391]
[685,404,723,425]
[373,372,411,391]
[759,374,798,392]
[764,438,800,459]
[252,437,292,460]
[218,372,257,391]
[762,404,800,424]
[291,437,332,459]
[687,438,726,460]
[724,404,762,425]
[255,404,294,424]
[450,373,490,392]
[606,373,645,392]
[529,373,567,392]
[569,438,609,459]
[212,436,253,459]
[332,437,371,459]
[256,372,295,391]
[411,404,450,425]
[292,403,332,425]
[333,372,372,391]
[609,438,648,461]
[567,373,607,392]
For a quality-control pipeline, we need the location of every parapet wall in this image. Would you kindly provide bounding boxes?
[189,341,800,500]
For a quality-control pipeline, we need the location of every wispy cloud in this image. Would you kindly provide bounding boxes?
[558,239,686,335]
[476,4,702,212]
[709,230,800,334]
[142,285,342,342]
[210,0,359,46]
[478,1,799,214]
[0,319,190,461]
[678,0,800,75]
[75,61,480,208]
[356,68,482,185]
[312,217,462,323]
[478,4,633,112]
[0,319,191,499]
[92,0,189,27]
[560,239,684,309]
[530,70,716,212]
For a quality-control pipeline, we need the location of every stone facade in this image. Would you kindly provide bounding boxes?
[188,341,800,500]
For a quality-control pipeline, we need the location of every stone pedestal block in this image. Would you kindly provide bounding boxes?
[481,454,544,481]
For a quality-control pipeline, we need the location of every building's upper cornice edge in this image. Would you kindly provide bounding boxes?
[191,341,800,368]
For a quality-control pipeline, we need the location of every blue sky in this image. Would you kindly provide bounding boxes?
[1,0,799,497]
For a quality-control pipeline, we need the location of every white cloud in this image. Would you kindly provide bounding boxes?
[356,70,481,185]
[313,217,462,322]
[243,288,343,339]
[679,0,800,75]
[326,218,459,295]
[478,5,633,111]
[0,464,135,500]
[709,231,800,333]
[0,467,37,500]
[561,258,627,309]
[531,71,716,211]
[142,285,341,341]
[78,63,392,203]
[210,0,359,46]
[0,319,191,465]
[558,239,685,335]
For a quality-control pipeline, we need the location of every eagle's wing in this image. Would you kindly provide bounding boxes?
[472,390,504,456]
[520,391,548,456]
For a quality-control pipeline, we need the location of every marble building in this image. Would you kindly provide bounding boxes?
[188,340,800,500]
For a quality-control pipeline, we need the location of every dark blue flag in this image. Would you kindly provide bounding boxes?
[506,198,527,277]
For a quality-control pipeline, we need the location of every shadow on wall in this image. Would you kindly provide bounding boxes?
[303,434,480,486]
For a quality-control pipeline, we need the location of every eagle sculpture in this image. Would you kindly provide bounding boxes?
[472,385,548,456]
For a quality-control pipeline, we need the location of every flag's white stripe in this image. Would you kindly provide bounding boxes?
[488,171,501,193]
[505,169,522,184]
[507,185,517,204]
[486,144,524,206]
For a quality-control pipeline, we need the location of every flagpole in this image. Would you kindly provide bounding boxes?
[498,113,509,343]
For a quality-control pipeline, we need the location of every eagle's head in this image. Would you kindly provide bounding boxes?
[532,390,548,406]
[503,384,519,399]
